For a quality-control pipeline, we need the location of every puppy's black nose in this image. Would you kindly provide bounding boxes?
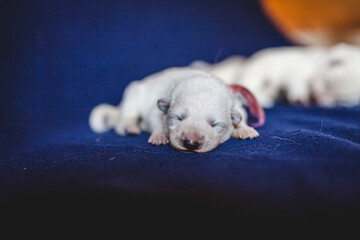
[183,140,200,151]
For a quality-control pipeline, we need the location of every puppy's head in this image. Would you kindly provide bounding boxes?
[157,77,241,153]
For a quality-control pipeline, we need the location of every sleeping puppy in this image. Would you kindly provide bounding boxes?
[310,43,360,107]
[190,49,325,107]
[89,67,260,153]
[204,44,360,108]
[239,46,325,107]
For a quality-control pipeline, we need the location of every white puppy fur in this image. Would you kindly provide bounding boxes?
[90,67,259,153]
[191,56,246,85]
[239,46,325,107]
[196,43,360,108]
[197,47,325,108]
[311,43,360,106]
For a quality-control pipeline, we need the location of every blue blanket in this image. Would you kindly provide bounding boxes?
[1,0,359,222]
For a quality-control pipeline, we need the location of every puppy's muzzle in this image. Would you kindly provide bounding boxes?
[183,140,200,151]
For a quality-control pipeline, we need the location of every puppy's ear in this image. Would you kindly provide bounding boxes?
[157,98,171,113]
[231,108,242,125]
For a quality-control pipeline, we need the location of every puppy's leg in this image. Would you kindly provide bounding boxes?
[232,123,259,140]
[147,110,169,145]
[284,75,311,105]
[231,94,259,140]
[114,81,144,135]
[148,131,168,145]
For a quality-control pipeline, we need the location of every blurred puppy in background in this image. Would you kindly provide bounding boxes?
[193,43,360,108]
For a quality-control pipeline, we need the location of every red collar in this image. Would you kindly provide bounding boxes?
[228,84,265,127]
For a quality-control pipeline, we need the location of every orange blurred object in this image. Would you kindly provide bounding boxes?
[260,0,360,46]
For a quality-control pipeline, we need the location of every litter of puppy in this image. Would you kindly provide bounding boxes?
[194,43,360,108]
[90,43,359,153]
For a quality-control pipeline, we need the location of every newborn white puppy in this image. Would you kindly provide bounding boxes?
[89,67,261,153]
[311,43,360,107]
[206,44,360,108]
[193,48,325,107]
[236,47,325,108]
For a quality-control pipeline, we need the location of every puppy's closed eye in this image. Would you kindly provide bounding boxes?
[328,59,343,68]
[208,119,226,132]
[174,115,183,121]
[166,112,187,126]
[211,122,220,128]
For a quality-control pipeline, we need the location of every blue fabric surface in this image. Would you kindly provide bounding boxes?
[1,0,359,221]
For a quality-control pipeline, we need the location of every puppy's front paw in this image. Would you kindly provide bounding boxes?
[232,126,259,140]
[148,132,169,145]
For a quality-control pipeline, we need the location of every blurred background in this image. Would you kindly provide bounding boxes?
[262,0,360,46]
[1,0,359,146]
